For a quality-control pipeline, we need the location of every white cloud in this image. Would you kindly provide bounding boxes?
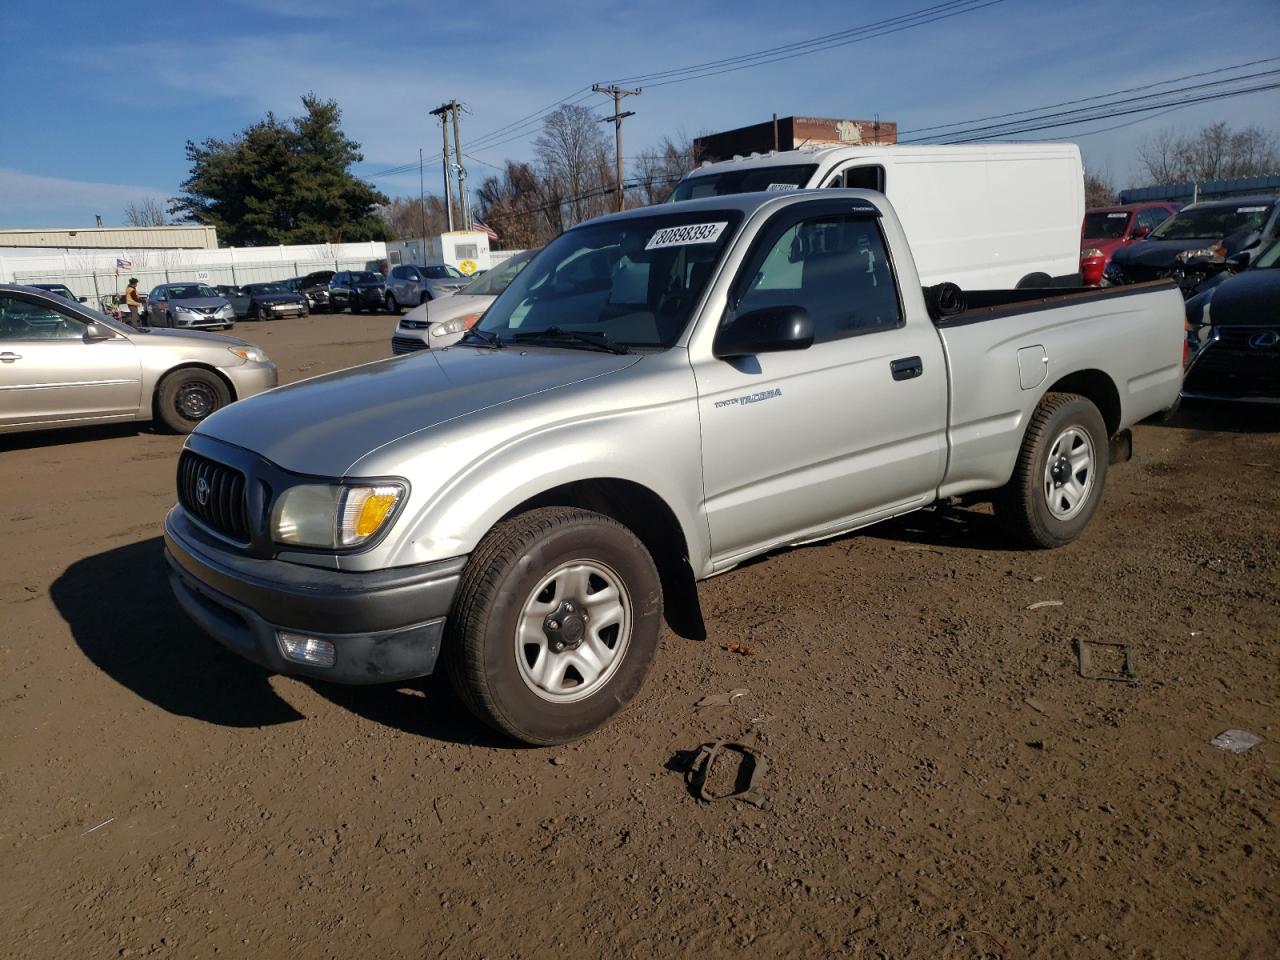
[0,168,169,227]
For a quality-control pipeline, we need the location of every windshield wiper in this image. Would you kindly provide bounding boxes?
[512,327,631,354]
[459,327,505,348]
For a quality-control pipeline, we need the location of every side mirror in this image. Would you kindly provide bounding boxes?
[77,296,88,303]
[714,306,814,359]
[1224,252,1250,273]
[83,322,112,341]
[1131,225,1151,240]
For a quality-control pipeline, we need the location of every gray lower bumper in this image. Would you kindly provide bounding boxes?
[164,510,464,684]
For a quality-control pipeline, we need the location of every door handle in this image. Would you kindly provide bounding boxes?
[890,356,923,381]
[0,352,22,363]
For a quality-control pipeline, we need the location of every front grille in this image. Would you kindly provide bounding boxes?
[1215,326,1279,348]
[177,450,251,542]
[194,305,220,315]
[392,336,427,354]
[1186,344,1280,399]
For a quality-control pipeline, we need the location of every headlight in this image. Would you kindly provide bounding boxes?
[227,345,267,363]
[271,482,405,548]
[175,304,198,314]
[1081,248,1103,259]
[1177,243,1225,262]
[431,313,481,337]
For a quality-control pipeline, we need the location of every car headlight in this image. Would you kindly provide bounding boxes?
[1081,248,1103,259]
[1177,243,1225,262]
[271,482,405,548]
[431,313,481,338]
[174,304,198,314]
[227,345,268,363]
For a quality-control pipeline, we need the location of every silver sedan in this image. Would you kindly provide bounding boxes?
[0,284,278,435]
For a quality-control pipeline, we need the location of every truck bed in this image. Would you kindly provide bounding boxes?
[929,280,1179,326]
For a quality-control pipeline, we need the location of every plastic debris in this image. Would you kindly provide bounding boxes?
[721,641,756,656]
[1074,639,1138,684]
[1210,730,1261,754]
[1027,600,1064,610]
[688,738,769,809]
[695,688,748,710]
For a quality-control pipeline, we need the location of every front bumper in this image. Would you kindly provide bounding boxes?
[176,313,234,328]
[164,508,465,683]
[222,360,279,401]
[260,302,307,318]
[392,333,429,354]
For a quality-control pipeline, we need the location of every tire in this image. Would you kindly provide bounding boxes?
[1016,272,1053,289]
[994,392,1109,548]
[156,367,232,434]
[445,506,664,745]
[420,291,430,305]
[385,292,399,314]
[350,299,362,314]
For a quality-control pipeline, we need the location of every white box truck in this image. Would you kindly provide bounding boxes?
[668,143,1085,289]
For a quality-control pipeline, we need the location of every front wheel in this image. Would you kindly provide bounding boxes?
[385,292,399,314]
[444,507,663,745]
[994,392,1109,548]
[156,368,231,434]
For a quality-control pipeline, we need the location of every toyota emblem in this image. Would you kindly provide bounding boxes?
[195,477,210,506]
[1248,330,1279,350]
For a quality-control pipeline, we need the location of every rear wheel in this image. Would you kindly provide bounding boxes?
[445,507,663,745]
[385,292,399,314]
[156,368,231,434]
[995,392,1108,548]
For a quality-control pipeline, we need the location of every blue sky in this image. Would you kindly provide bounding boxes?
[2,0,1278,228]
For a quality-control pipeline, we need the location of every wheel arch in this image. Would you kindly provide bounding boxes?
[1042,368,1121,436]
[151,362,238,419]
[498,478,706,641]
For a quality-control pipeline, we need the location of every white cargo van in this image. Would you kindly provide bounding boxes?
[668,143,1084,289]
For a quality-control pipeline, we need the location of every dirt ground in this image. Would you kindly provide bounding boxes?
[1,312,1277,959]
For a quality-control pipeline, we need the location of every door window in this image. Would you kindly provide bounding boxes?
[730,213,903,344]
[826,165,886,191]
[0,294,89,340]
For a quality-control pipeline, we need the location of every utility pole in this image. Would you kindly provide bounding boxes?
[593,84,640,211]
[450,99,470,230]
[419,147,428,262]
[430,104,456,232]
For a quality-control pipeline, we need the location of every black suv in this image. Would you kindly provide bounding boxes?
[295,271,335,312]
[329,270,386,313]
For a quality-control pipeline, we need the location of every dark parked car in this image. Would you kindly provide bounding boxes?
[1105,196,1280,294]
[215,284,252,319]
[240,281,309,321]
[29,283,87,303]
[296,271,335,312]
[329,270,385,313]
[143,282,236,329]
[1079,203,1177,286]
[1183,239,1280,404]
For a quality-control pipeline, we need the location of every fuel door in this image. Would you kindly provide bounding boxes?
[1017,345,1049,390]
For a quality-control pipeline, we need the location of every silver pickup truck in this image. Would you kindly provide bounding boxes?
[164,190,1184,744]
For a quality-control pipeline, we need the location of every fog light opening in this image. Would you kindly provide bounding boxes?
[277,631,337,667]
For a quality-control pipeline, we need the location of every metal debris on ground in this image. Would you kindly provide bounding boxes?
[1074,639,1138,684]
[1209,730,1262,754]
[1027,600,1064,610]
[688,737,769,809]
[695,688,749,710]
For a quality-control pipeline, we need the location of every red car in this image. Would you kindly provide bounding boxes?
[1080,203,1179,285]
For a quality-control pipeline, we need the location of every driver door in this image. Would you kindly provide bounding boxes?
[0,293,141,428]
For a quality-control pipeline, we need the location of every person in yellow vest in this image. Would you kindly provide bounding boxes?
[124,278,142,325]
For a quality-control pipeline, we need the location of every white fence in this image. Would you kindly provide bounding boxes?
[0,241,387,309]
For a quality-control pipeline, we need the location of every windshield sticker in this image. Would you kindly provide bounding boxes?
[1107,212,1127,218]
[766,183,800,192]
[1237,206,1268,213]
[646,222,728,250]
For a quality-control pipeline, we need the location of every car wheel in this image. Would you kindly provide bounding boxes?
[386,292,399,314]
[420,292,430,305]
[444,506,663,745]
[301,303,310,318]
[156,368,232,434]
[994,392,1109,548]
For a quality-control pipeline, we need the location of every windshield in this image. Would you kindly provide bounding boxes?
[1083,211,1130,240]
[460,250,537,296]
[1252,239,1280,269]
[1151,203,1274,241]
[165,284,219,299]
[351,271,383,284]
[422,265,465,279]
[476,211,743,349]
[667,164,818,203]
[247,282,289,294]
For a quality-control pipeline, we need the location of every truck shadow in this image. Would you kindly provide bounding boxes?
[51,537,512,746]
[864,504,1015,553]
[0,422,148,451]
[1149,399,1280,434]
[51,538,303,727]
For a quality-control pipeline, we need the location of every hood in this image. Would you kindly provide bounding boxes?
[130,326,250,348]
[167,296,229,310]
[250,293,305,305]
[426,278,467,293]
[195,346,642,476]
[1195,269,1280,327]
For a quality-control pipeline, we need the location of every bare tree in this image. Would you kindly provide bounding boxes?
[474,161,563,248]
[1083,167,1117,208]
[534,105,612,226]
[123,197,169,227]
[1137,122,1280,184]
[632,131,705,205]
[379,195,451,240]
